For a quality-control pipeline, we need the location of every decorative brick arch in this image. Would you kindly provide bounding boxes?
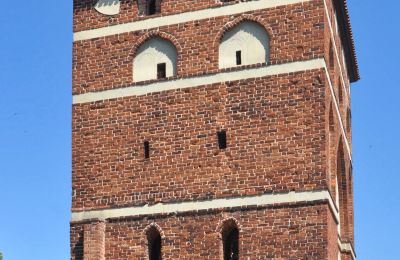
[142,223,165,260]
[129,30,182,59]
[216,217,241,238]
[213,14,272,50]
[143,222,165,239]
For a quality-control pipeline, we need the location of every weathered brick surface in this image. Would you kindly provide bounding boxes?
[72,2,324,95]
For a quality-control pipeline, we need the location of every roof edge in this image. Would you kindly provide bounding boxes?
[335,0,360,83]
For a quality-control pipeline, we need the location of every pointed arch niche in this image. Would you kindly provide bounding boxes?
[219,21,269,69]
[133,37,177,82]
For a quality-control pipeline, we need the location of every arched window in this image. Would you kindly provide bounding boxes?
[219,21,269,69]
[133,37,177,82]
[221,220,239,260]
[147,226,162,260]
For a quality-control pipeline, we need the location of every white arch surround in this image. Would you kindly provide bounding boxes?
[219,21,269,69]
[133,37,177,82]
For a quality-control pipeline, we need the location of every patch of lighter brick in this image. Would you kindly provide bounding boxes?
[73,58,325,104]
[71,189,339,224]
[73,0,313,41]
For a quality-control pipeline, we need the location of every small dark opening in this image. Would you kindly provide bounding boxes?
[144,141,150,159]
[236,51,242,65]
[329,41,334,71]
[148,229,162,260]
[339,82,343,102]
[217,131,227,150]
[146,0,157,15]
[157,63,166,79]
[223,227,239,260]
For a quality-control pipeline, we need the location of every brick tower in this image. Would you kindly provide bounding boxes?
[71,0,359,259]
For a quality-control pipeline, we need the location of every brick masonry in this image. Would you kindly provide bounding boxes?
[71,0,357,259]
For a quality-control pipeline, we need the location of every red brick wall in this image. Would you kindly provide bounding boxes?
[72,70,327,210]
[71,0,355,258]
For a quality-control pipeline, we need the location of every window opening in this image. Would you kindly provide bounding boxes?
[157,63,166,79]
[223,224,239,260]
[147,227,162,260]
[144,141,150,159]
[217,131,227,150]
[146,0,157,15]
[236,51,242,65]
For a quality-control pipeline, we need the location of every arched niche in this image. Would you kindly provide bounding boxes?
[133,37,177,82]
[219,21,269,69]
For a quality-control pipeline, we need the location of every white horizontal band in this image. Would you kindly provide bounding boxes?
[71,189,338,223]
[73,0,312,41]
[73,58,325,104]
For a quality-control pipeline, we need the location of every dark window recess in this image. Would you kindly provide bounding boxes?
[223,227,239,260]
[236,51,242,65]
[144,141,150,159]
[217,131,227,149]
[339,82,343,102]
[148,228,162,260]
[146,0,157,15]
[329,42,334,70]
[157,63,166,79]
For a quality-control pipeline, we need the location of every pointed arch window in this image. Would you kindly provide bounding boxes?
[147,226,162,260]
[221,220,239,260]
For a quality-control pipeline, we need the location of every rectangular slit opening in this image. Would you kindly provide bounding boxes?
[236,51,242,65]
[157,63,166,79]
[144,141,150,159]
[217,131,227,150]
[146,0,157,15]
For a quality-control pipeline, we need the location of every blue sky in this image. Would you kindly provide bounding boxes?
[0,1,398,259]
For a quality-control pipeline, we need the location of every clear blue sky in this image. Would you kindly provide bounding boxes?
[0,1,398,259]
